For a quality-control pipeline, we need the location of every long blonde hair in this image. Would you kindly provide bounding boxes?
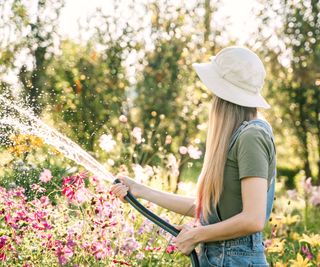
[195,95,258,223]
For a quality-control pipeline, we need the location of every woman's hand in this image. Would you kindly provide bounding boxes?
[173,224,201,256]
[109,174,142,203]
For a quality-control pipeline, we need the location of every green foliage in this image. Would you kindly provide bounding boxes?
[0,1,320,264]
[258,0,320,182]
[45,40,129,151]
[277,166,301,189]
[0,161,66,203]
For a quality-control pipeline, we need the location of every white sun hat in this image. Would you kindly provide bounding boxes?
[192,46,270,109]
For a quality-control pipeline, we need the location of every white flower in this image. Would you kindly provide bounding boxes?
[166,154,180,178]
[107,159,115,166]
[133,164,153,183]
[132,127,142,144]
[197,123,207,130]
[144,165,154,177]
[119,115,128,123]
[99,134,116,152]
[187,145,202,159]
[178,181,194,193]
[310,187,320,206]
[179,146,188,155]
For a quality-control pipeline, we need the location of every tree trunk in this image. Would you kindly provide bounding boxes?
[173,123,190,193]
[174,156,187,194]
[204,0,211,43]
[315,86,320,184]
[298,98,312,179]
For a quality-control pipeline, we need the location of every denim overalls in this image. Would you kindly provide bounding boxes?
[199,118,276,267]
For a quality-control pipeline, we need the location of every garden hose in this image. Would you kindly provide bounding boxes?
[113,179,200,267]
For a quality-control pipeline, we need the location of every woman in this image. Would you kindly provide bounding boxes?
[110,46,276,267]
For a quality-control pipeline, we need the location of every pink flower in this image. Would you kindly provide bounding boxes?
[136,251,144,260]
[91,241,112,260]
[179,146,188,155]
[39,169,52,183]
[55,240,74,265]
[31,184,46,193]
[121,237,141,255]
[301,245,313,260]
[187,145,202,159]
[287,189,297,199]
[310,186,320,206]
[39,196,50,207]
[166,244,177,254]
[132,127,142,144]
[62,186,76,200]
[303,177,313,195]
[62,172,87,201]
[0,236,8,250]
[144,246,161,251]
[0,253,6,261]
[57,246,73,265]
[263,239,272,248]
[165,135,172,144]
[74,187,90,204]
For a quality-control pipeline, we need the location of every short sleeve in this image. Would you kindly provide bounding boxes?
[236,126,272,180]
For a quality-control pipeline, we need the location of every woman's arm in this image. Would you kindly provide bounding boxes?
[136,183,196,217]
[194,177,267,243]
[110,175,196,217]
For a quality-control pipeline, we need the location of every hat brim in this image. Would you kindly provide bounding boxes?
[192,62,271,109]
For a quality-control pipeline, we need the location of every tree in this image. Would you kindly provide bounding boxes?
[257,0,320,182]
[133,1,226,192]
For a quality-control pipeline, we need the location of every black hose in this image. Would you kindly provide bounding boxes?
[113,178,200,267]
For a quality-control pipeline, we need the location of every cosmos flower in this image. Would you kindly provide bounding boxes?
[91,240,112,260]
[62,172,88,201]
[166,244,177,254]
[55,240,74,266]
[39,169,53,183]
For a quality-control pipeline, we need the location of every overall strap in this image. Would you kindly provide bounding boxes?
[228,118,277,190]
[228,118,276,157]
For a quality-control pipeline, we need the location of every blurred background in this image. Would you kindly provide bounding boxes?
[1,0,319,188]
[0,0,319,266]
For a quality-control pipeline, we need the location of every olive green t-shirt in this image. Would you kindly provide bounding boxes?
[217,124,276,221]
